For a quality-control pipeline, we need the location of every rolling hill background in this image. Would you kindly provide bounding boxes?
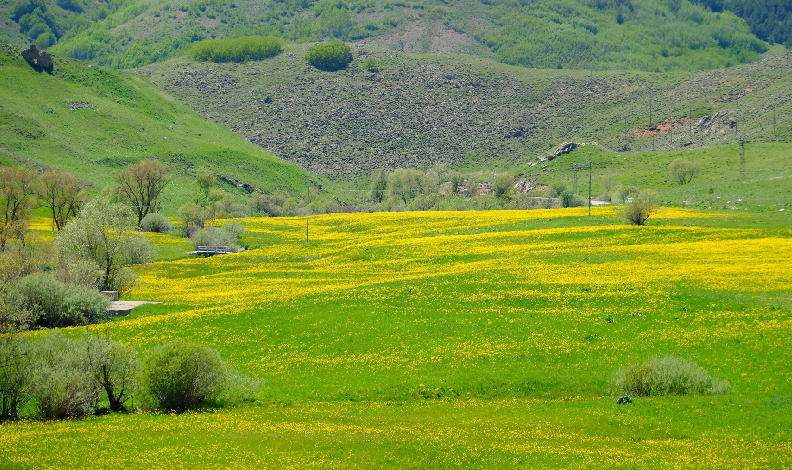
[0,0,787,71]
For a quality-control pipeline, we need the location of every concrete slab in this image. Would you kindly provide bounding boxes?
[109,300,162,315]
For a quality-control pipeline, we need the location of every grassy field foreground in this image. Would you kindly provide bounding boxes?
[2,207,792,468]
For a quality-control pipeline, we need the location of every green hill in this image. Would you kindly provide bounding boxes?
[0,42,331,212]
[0,0,783,71]
[137,43,792,183]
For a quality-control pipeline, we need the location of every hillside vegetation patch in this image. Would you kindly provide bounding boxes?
[190,36,283,63]
[304,40,352,71]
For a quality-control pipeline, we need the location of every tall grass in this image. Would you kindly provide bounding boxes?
[190,36,283,63]
[613,355,731,397]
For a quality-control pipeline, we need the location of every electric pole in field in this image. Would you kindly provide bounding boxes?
[740,136,746,179]
[573,164,578,193]
[588,161,592,216]
[306,184,310,243]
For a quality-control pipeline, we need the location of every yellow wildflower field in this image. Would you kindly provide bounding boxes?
[2,208,790,468]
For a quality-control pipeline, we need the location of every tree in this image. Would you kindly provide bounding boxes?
[0,334,35,420]
[387,169,436,204]
[369,169,388,203]
[621,191,656,226]
[115,159,171,226]
[37,168,87,231]
[55,196,155,292]
[449,173,464,195]
[83,332,139,412]
[0,167,36,250]
[493,174,514,201]
[668,159,700,185]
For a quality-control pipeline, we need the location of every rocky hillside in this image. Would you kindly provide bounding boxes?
[139,44,792,180]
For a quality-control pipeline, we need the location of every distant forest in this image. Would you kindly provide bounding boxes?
[692,0,792,47]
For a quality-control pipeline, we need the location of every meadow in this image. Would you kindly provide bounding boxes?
[2,207,790,468]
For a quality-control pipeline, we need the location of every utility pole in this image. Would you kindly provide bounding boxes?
[740,136,745,179]
[573,164,578,193]
[588,161,592,216]
[306,184,310,243]
[774,107,777,138]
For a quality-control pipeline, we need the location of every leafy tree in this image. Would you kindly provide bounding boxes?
[55,197,155,293]
[115,159,171,226]
[387,169,436,204]
[0,167,36,251]
[621,191,656,226]
[304,40,353,71]
[36,168,87,232]
[83,332,139,412]
[668,159,700,185]
[369,169,388,203]
[0,334,35,420]
[493,174,514,201]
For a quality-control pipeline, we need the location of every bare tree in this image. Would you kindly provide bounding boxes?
[115,159,171,225]
[0,167,36,250]
[37,168,87,231]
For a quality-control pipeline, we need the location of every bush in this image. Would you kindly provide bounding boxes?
[83,332,139,412]
[140,213,173,233]
[190,36,283,63]
[304,40,353,71]
[30,333,101,419]
[9,273,111,328]
[620,191,655,226]
[560,191,585,208]
[613,355,731,397]
[364,57,381,72]
[139,340,230,412]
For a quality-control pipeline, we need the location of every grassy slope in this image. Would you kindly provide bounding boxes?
[531,141,792,214]
[138,44,792,183]
[0,43,338,212]
[5,208,792,467]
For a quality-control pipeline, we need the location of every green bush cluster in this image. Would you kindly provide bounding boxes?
[8,273,111,328]
[304,40,353,71]
[191,221,245,252]
[613,355,731,397]
[190,36,283,63]
[0,334,257,421]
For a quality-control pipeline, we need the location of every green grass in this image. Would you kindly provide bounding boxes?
[534,141,792,214]
[0,42,339,213]
[4,208,790,467]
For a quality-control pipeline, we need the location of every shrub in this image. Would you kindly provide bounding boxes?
[620,191,655,226]
[364,57,381,72]
[139,340,230,412]
[9,273,111,328]
[304,40,353,71]
[0,335,35,420]
[140,213,173,233]
[190,36,283,63]
[613,355,731,397]
[30,333,101,419]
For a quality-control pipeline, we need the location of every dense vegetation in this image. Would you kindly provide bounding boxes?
[189,36,282,63]
[2,0,786,71]
[692,0,792,47]
[478,0,767,71]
